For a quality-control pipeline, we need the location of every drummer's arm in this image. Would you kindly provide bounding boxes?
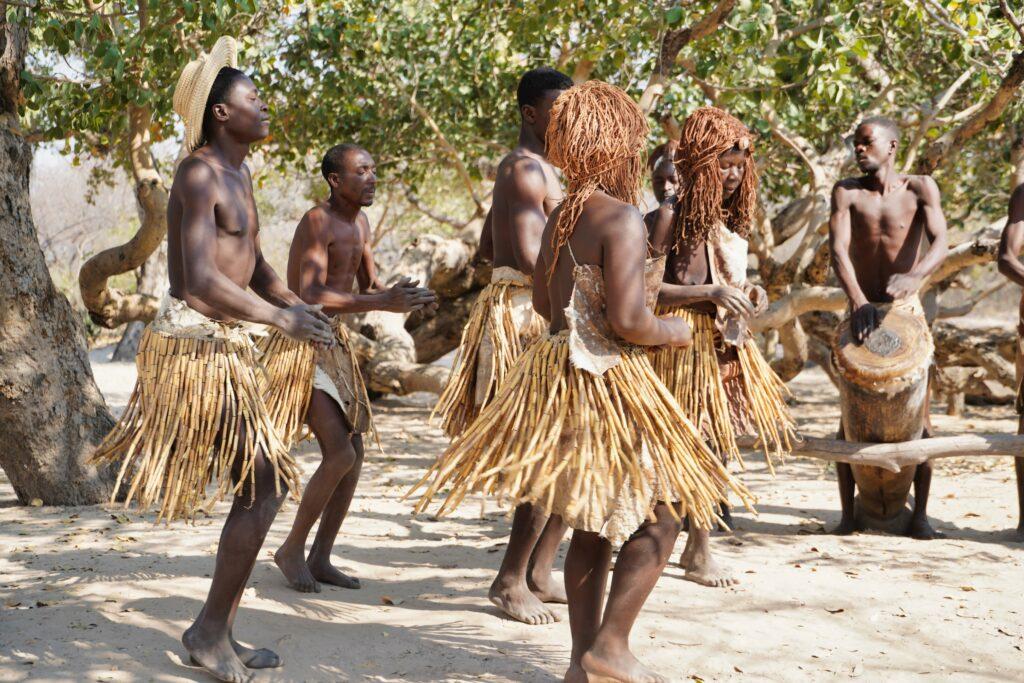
[830,182,876,343]
[887,176,948,299]
[829,183,869,310]
[998,184,1024,288]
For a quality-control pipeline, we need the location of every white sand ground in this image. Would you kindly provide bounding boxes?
[2,352,1024,682]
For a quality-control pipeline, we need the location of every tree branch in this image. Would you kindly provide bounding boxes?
[917,51,1024,174]
[638,0,737,113]
[407,95,484,217]
[1002,0,1024,45]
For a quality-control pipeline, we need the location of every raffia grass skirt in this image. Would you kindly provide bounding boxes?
[89,326,301,523]
[257,322,376,447]
[432,269,546,439]
[649,307,795,471]
[413,333,753,540]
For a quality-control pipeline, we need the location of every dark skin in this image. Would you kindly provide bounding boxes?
[828,122,948,540]
[275,148,436,593]
[485,88,571,626]
[646,146,764,589]
[535,190,691,683]
[996,181,1024,541]
[175,75,334,683]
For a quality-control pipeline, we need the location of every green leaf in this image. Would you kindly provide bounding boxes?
[665,6,683,25]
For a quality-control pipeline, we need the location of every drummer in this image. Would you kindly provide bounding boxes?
[828,116,949,539]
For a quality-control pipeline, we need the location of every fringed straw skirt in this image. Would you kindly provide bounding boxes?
[89,298,301,523]
[413,332,753,544]
[257,320,377,447]
[432,267,545,438]
[649,306,795,471]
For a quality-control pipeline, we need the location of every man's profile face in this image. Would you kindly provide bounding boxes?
[853,123,896,173]
[216,76,270,143]
[330,149,377,207]
[718,147,747,199]
[525,89,568,149]
[651,155,679,203]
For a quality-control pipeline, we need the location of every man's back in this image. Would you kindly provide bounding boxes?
[491,147,562,272]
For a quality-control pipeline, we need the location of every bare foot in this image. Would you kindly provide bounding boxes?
[488,576,559,625]
[582,640,666,683]
[231,638,282,669]
[183,625,252,683]
[680,549,737,589]
[830,516,858,536]
[906,515,944,540]
[274,545,320,593]
[309,559,361,589]
[528,569,567,604]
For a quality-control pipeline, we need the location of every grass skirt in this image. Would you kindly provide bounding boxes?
[257,321,376,446]
[413,333,753,539]
[89,302,300,523]
[649,306,795,470]
[432,268,545,438]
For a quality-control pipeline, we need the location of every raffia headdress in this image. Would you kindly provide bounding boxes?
[545,80,649,277]
[674,106,758,247]
[172,36,238,154]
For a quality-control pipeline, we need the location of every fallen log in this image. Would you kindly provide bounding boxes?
[736,434,1024,473]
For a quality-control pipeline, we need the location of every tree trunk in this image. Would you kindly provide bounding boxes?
[112,241,167,361]
[0,12,116,505]
[78,104,166,329]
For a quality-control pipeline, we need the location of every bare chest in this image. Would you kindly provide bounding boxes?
[849,191,921,245]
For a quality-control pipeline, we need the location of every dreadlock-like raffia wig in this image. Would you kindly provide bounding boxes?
[674,107,758,248]
[545,80,649,277]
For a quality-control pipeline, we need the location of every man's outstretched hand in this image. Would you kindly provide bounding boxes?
[850,303,880,344]
[275,303,335,345]
[383,276,438,313]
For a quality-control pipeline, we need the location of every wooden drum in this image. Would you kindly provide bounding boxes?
[831,304,933,525]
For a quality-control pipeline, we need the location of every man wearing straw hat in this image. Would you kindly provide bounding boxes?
[997,178,1024,541]
[433,67,573,626]
[90,37,334,681]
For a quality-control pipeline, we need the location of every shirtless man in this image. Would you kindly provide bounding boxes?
[435,67,573,625]
[829,116,948,539]
[90,46,337,681]
[273,144,436,592]
[996,179,1024,540]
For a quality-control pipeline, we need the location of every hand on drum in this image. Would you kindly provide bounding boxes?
[851,303,880,344]
[886,272,923,301]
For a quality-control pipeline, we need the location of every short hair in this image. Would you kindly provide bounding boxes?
[647,142,677,171]
[321,143,368,181]
[201,67,250,145]
[857,115,900,142]
[516,67,573,109]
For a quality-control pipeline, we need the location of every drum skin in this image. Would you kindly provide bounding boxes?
[832,305,932,525]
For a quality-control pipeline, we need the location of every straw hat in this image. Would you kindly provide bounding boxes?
[172,36,239,153]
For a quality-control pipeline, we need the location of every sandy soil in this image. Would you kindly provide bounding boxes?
[2,351,1023,682]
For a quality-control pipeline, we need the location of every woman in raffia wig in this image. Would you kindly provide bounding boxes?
[413,82,753,683]
[648,106,796,587]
